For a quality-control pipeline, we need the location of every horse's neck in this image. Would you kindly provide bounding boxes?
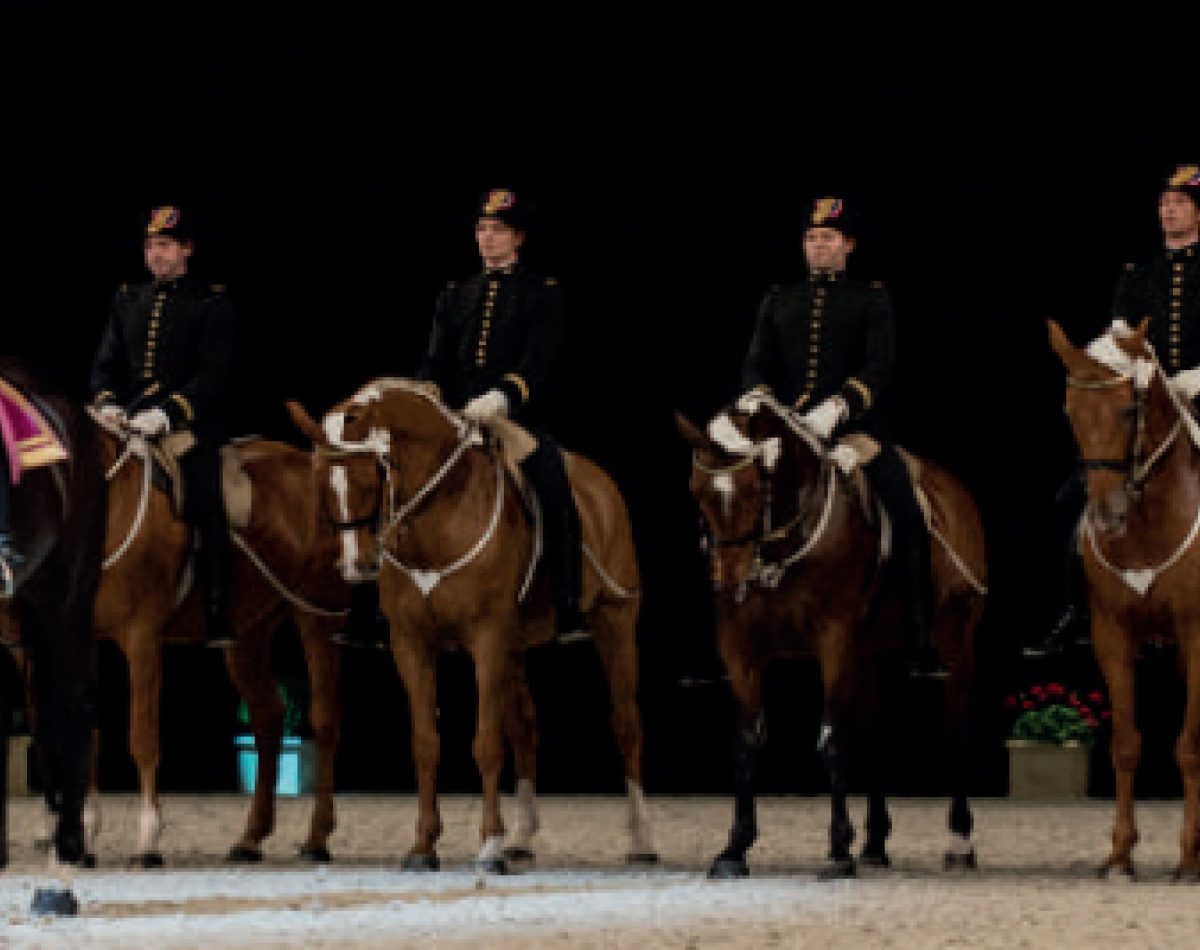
[1129,388,1200,528]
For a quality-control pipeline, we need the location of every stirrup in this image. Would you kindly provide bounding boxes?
[0,558,11,599]
[1023,606,1088,658]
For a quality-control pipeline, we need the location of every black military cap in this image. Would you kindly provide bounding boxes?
[474,188,534,232]
[141,205,194,242]
[1164,166,1200,209]
[804,196,857,239]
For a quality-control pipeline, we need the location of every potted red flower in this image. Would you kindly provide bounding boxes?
[1005,684,1110,800]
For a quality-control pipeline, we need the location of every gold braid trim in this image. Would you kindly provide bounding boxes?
[93,390,116,407]
[846,378,873,410]
[503,373,530,404]
[170,393,195,423]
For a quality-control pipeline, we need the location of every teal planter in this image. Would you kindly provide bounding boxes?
[235,736,315,796]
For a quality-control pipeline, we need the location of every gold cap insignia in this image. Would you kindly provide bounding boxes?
[811,197,843,226]
[146,206,180,234]
[483,189,516,215]
[1169,165,1200,188]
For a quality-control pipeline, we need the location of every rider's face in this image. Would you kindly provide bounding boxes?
[802,228,853,273]
[475,217,524,268]
[1159,190,1200,240]
[142,235,192,282]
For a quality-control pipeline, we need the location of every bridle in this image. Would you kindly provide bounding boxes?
[692,407,839,601]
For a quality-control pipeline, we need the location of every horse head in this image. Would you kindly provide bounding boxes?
[1049,317,1184,536]
[677,396,827,594]
[288,378,471,583]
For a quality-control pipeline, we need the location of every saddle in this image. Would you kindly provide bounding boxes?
[837,433,933,535]
[148,433,254,530]
[0,377,69,482]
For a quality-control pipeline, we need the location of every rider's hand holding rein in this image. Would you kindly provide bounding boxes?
[463,389,509,423]
[97,404,128,429]
[129,407,170,437]
[801,396,849,441]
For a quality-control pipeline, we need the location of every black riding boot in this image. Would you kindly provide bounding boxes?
[1024,472,1090,658]
[865,446,943,679]
[0,435,21,597]
[333,581,390,649]
[186,443,236,648]
[521,436,587,643]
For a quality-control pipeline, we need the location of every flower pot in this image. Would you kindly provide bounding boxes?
[234,736,315,796]
[7,735,32,797]
[1006,739,1090,800]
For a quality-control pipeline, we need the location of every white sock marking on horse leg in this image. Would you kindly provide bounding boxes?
[947,832,973,857]
[37,802,55,850]
[83,797,101,852]
[626,779,656,856]
[47,851,75,888]
[507,778,539,851]
[137,801,162,856]
[478,834,507,864]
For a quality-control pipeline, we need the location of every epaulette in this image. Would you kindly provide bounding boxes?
[544,277,558,286]
[445,281,457,290]
[211,283,225,293]
[119,283,129,292]
[871,280,884,290]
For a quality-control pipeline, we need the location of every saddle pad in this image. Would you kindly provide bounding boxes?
[841,435,932,530]
[0,378,68,483]
[147,433,252,531]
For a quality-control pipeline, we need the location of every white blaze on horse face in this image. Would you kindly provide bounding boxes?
[708,413,756,457]
[713,472,735,515]
[330,463,359,580]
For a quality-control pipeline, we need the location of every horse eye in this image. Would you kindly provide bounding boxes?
[1118,405,1137,427]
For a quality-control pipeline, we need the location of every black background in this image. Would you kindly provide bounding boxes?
[5,14,1194,802]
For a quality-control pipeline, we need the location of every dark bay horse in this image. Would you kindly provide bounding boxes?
[1050,317,1200,882]
[0,365,108,915]
[289,378,657,873]
[677,396,986,879]
[81,423,349,866]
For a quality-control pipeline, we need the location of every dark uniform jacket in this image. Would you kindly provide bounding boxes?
[742,271,895,439]
[1113,242,1200,376]
[89,276,236,438]
[415,263,563,423]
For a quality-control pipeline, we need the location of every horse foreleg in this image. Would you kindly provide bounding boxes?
[818,626,857,880]
[224,631,282,863]
[501,659,539,864]
[124,635,165,868]
[297,614,342,863]
[390,632,441,871]
[1093,617,1140,879]
[942,595,980,871]
[709,648,765,880]
[590,600,658,864]
[857,668,892,869]
[81,727,101,867]
[469,631,511,874]
[1173,639,1200,882]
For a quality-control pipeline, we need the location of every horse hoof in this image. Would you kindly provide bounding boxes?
[503,847,536,864]
[1172,868,1200,884]
[401,852,439,872]
[626,851,661,867]
[476,857,509,875]
[819,856,857,881]
[944,849,978,871]
[860,849,890,869]
[134,852,164,870]
[1100,864,1135,883]
[708,857,749,880]
[299,844,332,864]
[80,852,97,870]
[227,845,263,864]
[31,887,79,917]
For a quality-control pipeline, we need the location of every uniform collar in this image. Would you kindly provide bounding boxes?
[483,261,519,278]
[151,273,190,294]
[807,269,842,286]
[1165,242,1199,262]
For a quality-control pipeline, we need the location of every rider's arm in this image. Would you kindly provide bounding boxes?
[1112,264,1148,329]
[494,277,564,415]
[89,289,130,408]
[839,283,895,423]
[415,282,459,397]
[741,287,785,399]
[163,289,237,430]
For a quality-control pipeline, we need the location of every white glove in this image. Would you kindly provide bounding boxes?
[463,390,509,423]
[828,443,861,475]
[736,389,770,415]
[97,404,127,428]
[1171,366,1200,400]
[800,397,848,440]
[128,407,171,437]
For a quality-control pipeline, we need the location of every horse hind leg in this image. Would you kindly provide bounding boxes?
[123,632,166,869]
[1172,638,1200,882]
[590,599,658,865]
[224,629,283,864]
[501,660,539,865]
[940,592,981,872]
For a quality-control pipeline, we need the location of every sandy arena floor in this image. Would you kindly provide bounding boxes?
[1,794,1198,947]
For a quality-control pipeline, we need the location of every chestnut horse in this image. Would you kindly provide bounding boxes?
[0,364,107,916]
[1050,317,1200,882]
[80,422,349,866]
[289,378,657,873]
[677,395,986,879]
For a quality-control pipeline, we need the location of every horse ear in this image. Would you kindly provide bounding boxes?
[286,400,325,444]
[1133,315,1151,345]
[1047,320,1081,368]
[675,412,711,451]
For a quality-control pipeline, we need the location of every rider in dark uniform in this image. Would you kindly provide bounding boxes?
[734,197,940,678]
[89,206,238,648]
[336,189,585,647]
[1028,164,1200,657]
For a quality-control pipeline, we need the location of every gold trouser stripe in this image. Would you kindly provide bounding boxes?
[503,373,530,404]
[846,377,873,410]
[170,393,195,422]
